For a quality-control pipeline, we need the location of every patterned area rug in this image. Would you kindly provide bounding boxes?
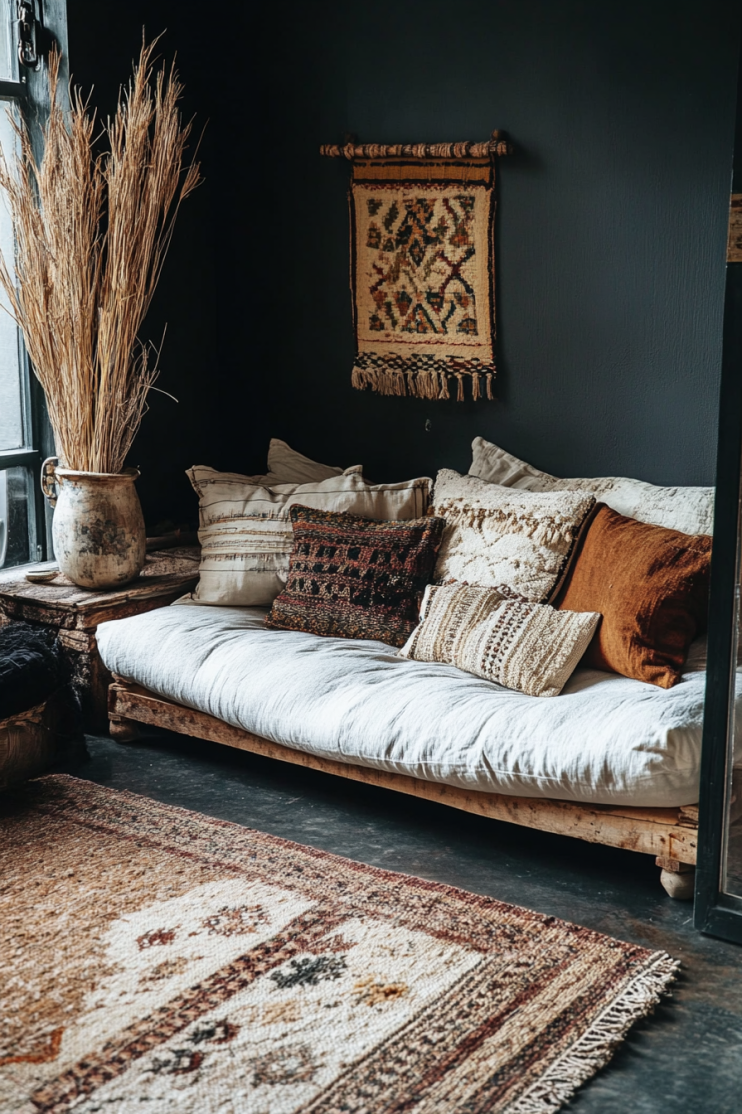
[1,776,677,1114]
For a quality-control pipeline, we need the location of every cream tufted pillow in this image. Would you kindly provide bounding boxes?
[432,469,595,603]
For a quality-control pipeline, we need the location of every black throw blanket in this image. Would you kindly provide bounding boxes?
[0,622,65,720]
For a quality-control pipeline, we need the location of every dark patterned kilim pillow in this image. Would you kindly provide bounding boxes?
[264,505,446,647]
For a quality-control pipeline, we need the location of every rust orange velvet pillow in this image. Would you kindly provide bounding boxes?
[555,504,712,688]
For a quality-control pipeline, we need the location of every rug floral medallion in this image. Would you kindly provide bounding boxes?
[1,776,677,1114]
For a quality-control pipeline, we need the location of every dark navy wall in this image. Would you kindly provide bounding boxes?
[68,0,741,523]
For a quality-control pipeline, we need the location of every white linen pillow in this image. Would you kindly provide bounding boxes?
[431,469,595,602]
[241,439,362,486]
[265,438,363,484]
[187,466,431,606]
[469,436,714,536]
[399,582,600,697]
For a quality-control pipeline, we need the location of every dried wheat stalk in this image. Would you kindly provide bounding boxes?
[0,41,201,473]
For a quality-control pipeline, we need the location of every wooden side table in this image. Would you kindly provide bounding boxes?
[0,546,200,732]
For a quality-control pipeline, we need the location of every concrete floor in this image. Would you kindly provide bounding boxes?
[57,731,742,1114]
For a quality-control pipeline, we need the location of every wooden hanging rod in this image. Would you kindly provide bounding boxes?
[320,132,512,160]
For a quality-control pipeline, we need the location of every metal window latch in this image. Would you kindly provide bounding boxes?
[17,0,39,70]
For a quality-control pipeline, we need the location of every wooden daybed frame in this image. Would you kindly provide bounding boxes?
[108,677,699,899]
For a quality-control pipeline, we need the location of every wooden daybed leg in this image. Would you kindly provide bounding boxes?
[108,714,143,744]
[656,856,695,900]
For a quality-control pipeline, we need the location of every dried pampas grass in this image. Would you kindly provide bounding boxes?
[0,40,201,474]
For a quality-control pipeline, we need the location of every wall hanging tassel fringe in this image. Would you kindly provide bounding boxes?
[455,372,465,402]
[322,132,512,402]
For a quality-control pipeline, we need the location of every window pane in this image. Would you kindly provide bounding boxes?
[0,465,31,568]
[0,0,14,83]
[727,769,742,896]
[722,577,742,897]
[0,100,22,450]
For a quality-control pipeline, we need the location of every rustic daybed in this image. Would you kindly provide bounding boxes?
[97,435,731,901]
[98,601,707,899]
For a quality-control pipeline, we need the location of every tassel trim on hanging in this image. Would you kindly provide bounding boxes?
[351,354,496,402]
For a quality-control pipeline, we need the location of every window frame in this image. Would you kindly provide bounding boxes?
[0,0,69,569]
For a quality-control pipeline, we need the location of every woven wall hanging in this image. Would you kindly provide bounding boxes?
[321,133,512,401]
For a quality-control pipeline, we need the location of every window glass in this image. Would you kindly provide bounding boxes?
[722,554,742,898]
[0,100,23,451]
[0,1,14,83]
[727,790,742,896]
[0,465,31,568]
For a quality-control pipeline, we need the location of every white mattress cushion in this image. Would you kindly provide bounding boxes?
[96,602,722,808]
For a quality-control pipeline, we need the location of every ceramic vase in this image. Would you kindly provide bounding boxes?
[41,458,146,589]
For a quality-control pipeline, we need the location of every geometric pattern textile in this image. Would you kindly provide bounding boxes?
[399,581,600,697]
[350,157,497,401]
[0,776,678,1114]
[265,505,445,648]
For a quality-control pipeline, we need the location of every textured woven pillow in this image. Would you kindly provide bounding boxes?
[469,436,714,536]
[555,504,712,687]
[187,468,431,607]
[265,506,446,647]
[432,470,595,602]
[399,582,600,697]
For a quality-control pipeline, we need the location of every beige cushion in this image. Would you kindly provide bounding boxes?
[469,436,714,536]
[246,439,362,486]
[399,582,600,697]
[432,469,595,602]
[187,466,431,606]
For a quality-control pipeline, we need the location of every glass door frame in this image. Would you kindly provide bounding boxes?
[694,260,742,942]
[695,28,742,942]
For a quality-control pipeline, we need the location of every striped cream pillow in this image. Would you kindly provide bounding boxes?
[399,582,600,697]
[187,467,431,607]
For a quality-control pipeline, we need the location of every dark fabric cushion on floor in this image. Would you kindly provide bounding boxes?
[0,622,64,720]
[265,505,446,647]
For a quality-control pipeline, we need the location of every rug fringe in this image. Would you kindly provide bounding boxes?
[506,952,680,1114]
